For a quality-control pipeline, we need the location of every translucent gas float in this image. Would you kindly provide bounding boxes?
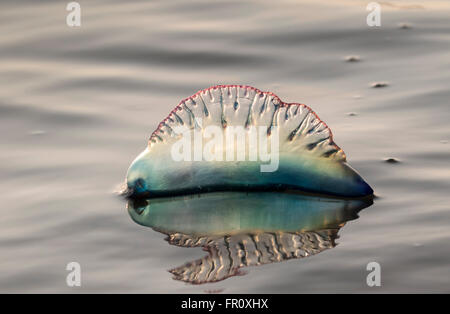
[125,85,373,198]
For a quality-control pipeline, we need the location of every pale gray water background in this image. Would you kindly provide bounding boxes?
[0,0,449,293]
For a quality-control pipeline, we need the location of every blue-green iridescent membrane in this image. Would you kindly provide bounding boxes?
[126,151,373,198]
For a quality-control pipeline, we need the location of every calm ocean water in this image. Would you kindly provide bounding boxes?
[0,0,449,293]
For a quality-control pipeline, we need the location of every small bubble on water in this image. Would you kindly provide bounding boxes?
[398,23,412,29]
[371,82,389,88]
[384,157,400,163]
[28,130,46,136]
[344,55,361,62]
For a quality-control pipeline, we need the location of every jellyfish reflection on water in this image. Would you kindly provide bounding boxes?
[127,192,373,284]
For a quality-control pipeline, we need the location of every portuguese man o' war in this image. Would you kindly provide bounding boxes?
[125,85,373,198]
